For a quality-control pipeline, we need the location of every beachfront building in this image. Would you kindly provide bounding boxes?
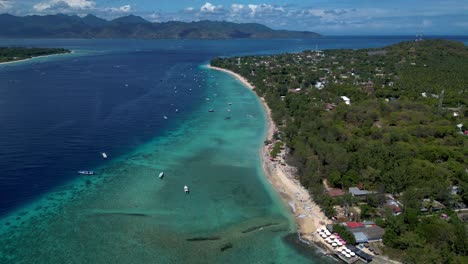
[348,187,373,198]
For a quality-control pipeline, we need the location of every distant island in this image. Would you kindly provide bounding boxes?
[0,47,70,64]
[0,13,321,39]
[212,39,468,262]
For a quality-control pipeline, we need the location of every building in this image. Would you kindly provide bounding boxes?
[327,188,345,197]
[340,96,351,105]
[325,103,335,111]
[349,187,372,197]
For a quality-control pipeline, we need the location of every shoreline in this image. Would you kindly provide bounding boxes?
[207,65,333,253]
[0,51,73,66]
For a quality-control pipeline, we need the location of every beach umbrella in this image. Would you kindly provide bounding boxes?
[321,234,327,238]
[324,231,331,236]
[336,241,343,246]
[332,242,337,247]
[350,252,356,257]
[346,248,352,253]
[345,253,351,258]
[329,235,336,239]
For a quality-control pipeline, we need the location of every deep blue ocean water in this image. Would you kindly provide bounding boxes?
[0,36,467,263]
[1,36,466,216]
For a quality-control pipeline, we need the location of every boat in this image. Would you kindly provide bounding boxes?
[163,116,168,120]
[78,171,94,175]
[184,185,189,194]
[102,152,108,159]
[159,172,164,179]
[208,109,214,112]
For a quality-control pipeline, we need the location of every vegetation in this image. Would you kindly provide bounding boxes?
[270,141,284,158]
[0,13,320,39]
[0,47,70,63]
[332,224,356,244]
[212,39,468,261]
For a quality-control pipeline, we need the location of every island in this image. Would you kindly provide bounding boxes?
[211,39,468,263]
[0,13,320,39]
[0,47,71,64]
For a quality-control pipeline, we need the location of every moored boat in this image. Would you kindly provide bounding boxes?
[78,170,95,175]
[184,185,189,194]
[159,172,164,179]
[101,152,108,159]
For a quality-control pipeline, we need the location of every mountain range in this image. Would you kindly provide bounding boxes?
[0,13,321,39]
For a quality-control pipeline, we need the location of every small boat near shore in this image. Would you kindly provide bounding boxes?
[184,185,189,194]
[159,172,164,179]
[208,109,214,112]
[78,171,95,175]
[101,152,108,159]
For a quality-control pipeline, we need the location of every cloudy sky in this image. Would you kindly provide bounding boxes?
[1,0,467,35]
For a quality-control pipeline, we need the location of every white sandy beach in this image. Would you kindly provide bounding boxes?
[208,65,332,251]
[0,51,73,66]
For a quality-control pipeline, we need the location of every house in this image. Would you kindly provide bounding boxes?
[340,96,351,105]
[327,188,345,197]
[348,226,385,243]
[385,200,402,215]
[341,222,385,243]
[421,199,446,212]
[325,103,335,111]
[349,187,372,197]
[315,81,325,89]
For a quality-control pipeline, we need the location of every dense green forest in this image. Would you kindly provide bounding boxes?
[212,39,468,262]
[0,47,70,63]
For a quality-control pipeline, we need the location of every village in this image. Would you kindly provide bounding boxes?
[231,39,468,262]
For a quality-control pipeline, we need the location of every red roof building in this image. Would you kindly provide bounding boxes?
[327,188,345,197]
[346,222,365,228]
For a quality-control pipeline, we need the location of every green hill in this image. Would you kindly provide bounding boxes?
[0,13,321,39]
[212,39,468,262]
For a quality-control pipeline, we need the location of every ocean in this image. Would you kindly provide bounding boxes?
[0,36,467,263]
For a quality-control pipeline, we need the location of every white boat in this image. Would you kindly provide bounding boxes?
[102,152,108,159]
[184,185,189,194]
[78,170,94,175]
[159,172,164,179]
[163,116,168,120]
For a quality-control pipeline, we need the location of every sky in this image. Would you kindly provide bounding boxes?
[1,0,467,35]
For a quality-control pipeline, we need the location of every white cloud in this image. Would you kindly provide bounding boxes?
[200,2,223,13]
[34,0,95,12]
[0,0,12,10]
[247,4,284,17]
[106,4,132,13]
[231,4,244,13]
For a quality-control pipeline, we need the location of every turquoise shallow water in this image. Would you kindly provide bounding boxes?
[5,36,460,263]
[0,65,327,263]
